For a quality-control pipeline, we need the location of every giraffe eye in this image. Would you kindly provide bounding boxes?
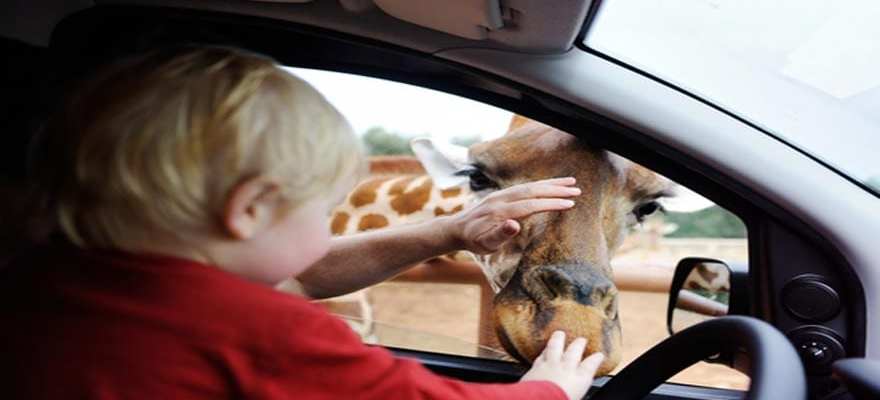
[633,201,663,223]
[466,169,497,192]
[454,166,499,192]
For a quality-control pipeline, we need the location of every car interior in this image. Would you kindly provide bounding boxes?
[2,1,879,399]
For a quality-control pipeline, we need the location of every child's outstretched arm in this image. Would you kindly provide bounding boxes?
[521,330,606,400]
[283,177,580,299]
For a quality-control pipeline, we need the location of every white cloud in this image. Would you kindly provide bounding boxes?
[286,67,513,144]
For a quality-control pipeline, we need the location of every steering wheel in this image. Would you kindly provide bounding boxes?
[590,316,806,400]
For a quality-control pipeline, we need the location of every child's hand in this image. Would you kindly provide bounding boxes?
[520,330,605,400]
[443,177,580,254]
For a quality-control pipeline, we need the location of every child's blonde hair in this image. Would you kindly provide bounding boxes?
[40,46,364,249]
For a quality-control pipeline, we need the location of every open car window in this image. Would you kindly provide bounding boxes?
[289,67,750,390]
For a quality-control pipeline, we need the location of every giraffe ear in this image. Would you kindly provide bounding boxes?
[411,137,470,189]
[657,185,715,213]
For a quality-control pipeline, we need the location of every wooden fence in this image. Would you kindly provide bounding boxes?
[390,238,747,347]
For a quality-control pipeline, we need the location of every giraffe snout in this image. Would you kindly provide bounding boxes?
[493,262,622,373]
[526,264,618,317]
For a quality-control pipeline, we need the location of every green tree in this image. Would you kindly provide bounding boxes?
[450,135,481,147]
[361,126,413,156]
[663,206,747,238]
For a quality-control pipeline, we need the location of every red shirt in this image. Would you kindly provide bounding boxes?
[0,245,565,400]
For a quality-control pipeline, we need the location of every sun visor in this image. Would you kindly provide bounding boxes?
[373,0,503,40]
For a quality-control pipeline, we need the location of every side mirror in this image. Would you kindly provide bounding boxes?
[667,257,748,336]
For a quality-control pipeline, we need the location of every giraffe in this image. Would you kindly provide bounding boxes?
[311,156,475,341]
[328,170,471,237]
[675,262,731,318]
[310,116,685,375]
[684,262,731,293]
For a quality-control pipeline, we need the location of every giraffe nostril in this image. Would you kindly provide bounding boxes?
[605,296,618,320]
[601,285,619,320]
[526,265,617,311]
[538,272,562,299]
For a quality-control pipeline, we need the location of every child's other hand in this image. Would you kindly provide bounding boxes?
[520,330,604,400]
[444,177,579,254]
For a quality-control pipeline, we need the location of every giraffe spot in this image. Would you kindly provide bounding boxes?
[349,177,386,208]
[330,212,350,235]
[391,178,433,216]
[434,204,465,216]
[388,176,417,196]
[357,214,389,232]
[440,187,462,198]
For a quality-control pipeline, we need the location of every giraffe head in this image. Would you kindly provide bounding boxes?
[414,116,682,375]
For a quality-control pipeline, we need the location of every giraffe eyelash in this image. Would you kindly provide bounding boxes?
[453,166,498,192]
[453,167,478,177]
[633,201,665,223]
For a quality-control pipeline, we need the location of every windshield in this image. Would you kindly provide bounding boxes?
[584,0,880,197]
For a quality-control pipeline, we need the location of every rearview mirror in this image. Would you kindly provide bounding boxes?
[667,257,748,336]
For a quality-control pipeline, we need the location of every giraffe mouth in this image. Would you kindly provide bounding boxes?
[491,263,622,375]
[493,294,622,375]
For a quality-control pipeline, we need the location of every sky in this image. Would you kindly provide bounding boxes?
[287,67,513,145]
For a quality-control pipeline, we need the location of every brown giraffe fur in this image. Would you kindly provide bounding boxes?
[326,116,674,375]
[330,174,472,237]
[316,157,475,341]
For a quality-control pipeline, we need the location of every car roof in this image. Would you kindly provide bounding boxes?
[1,0,592,54]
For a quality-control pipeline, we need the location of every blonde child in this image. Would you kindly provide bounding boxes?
[0,46,603,399]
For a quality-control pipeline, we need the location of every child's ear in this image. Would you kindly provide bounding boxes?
[223,177,283,239]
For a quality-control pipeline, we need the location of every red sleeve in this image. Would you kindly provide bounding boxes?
[247,301,568,400]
